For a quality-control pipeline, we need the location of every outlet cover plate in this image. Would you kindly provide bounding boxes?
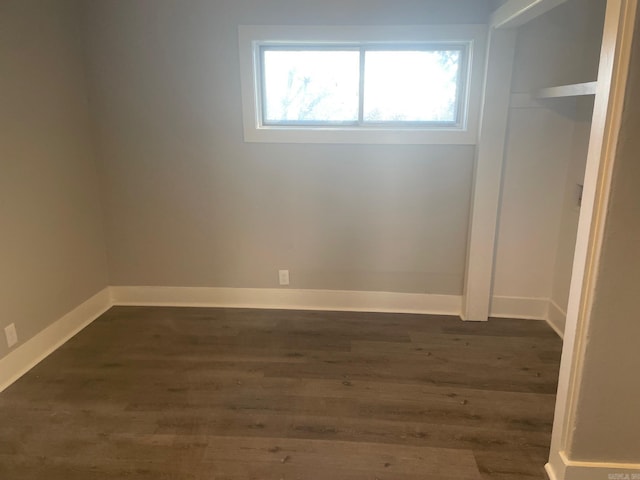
[278,269,290,286]
[5,323,18,348]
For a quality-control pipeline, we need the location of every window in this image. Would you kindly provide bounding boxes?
[261,46,465,126]
[239,26,487,144]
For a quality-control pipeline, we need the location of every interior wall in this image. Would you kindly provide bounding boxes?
[548,0,605,324]
[549,97,593,318]
[492,0,604,307]
[0,0,109,360]
[568,8,640,459]
[492,102,575,301]
[84,0,494,296]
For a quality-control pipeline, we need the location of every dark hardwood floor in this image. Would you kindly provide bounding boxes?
[0,307,562,479]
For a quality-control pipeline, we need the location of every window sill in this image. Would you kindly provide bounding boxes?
[243,125,478,145]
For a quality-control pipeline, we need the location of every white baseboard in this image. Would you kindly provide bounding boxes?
[489,296,566,338]
[0,288,112,393]
[110,286,462,315]
[489,295,549,320]
[547,300,566,339]
[545,462,559,480]
[0,287,563,393]
[111,287,563,326]
[546,452,640,480]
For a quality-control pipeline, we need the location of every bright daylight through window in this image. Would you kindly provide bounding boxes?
[239,26,486,144]
[261,47,463,126]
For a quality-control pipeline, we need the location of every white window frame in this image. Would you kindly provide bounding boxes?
[239,25,487,145]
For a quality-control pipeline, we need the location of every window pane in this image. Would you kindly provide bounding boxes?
[363,50,462,123]
[262,49,360,124]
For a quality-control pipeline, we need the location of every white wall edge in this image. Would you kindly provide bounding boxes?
[462,28,517,321]
[0,287,112,393]
[491,0,569,29]
[547,300,566,339]
[489,295,549,320]
[546,452,640,480]
[110,286,463,316]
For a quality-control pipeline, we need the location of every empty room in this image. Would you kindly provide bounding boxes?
[1,0,639,479]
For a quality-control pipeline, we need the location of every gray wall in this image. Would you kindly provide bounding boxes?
[0,0,109,359]
[492,0,604,305]
[84,0,494,295]
[568,9,640,462]
[550,97,592,318]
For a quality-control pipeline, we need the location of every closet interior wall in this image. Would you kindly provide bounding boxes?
[491,0,605,335]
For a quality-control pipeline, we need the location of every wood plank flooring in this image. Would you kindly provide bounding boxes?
[0,307,562,479]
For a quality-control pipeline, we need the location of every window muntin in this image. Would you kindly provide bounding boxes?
[259,44,467,128]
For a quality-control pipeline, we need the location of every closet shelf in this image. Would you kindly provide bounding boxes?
[535,81,598,99]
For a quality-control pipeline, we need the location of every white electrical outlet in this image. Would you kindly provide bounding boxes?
[4,323,18,348]
[278,269,290,286]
